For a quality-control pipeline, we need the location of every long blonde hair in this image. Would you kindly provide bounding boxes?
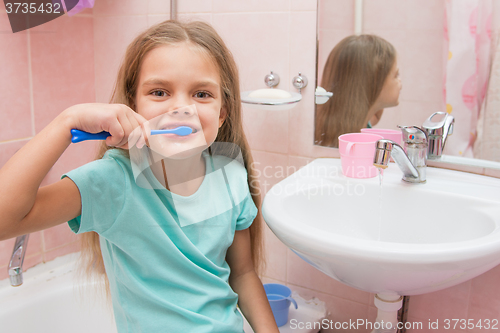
[315,34,396,147]
[80,20,265,286]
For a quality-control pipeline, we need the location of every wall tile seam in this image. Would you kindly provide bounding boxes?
[261,274,286,284]
[251,149,289,158]
[0,10,112,16]
[0,254,41,268]
[363,28,445,32]
[23,251,45,262]
[40,230,46,262]
[285,11,292,158]
[283,232,288,282]
[287,154,314,159]
[0,138,32,145]
[174,12,213,16]
[41,243,79,262]
[0,251,43,268]
[286,280,371,305]
[398,100,445,104]
[93,14,155,18]
[211,11,313,16]
[27,29,35,137]
[408,313,477,328]
[42,242,81,255]
[42,239,79,252]
[399,99,445,102]
[66,14,93,18]
[93,10,317,16]
[463,283,473,322]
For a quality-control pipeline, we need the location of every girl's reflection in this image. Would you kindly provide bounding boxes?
[315,34,402,148]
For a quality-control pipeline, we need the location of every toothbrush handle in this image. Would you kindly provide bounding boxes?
[71,129,111,143]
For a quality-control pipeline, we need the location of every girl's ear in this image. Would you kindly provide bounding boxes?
[128,94,136,111]
[219,106,227,128]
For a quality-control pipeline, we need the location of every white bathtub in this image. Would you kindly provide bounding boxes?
[0,253,117,333]
[0,253,324,333]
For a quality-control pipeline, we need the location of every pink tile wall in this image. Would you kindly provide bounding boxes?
[0,10,95,279]
[93,0,170,103]
[359,0,446,130]
[0,14,31,142]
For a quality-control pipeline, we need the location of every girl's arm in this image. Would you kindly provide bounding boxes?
[226,228,280,333]
[0,103,144,240]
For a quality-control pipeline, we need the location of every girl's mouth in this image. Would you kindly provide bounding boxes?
[159,124,199,134]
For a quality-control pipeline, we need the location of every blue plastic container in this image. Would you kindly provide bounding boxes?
[264,283,298,327]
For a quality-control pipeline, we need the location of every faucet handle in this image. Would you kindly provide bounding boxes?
[422,111,455,137]
[422,112,455,159]
[398,125,428,144]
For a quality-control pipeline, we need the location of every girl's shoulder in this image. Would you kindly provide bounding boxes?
[208,150,247,182]
[208,154,250,204]
[102,148,130,162]
[207,143,247,172]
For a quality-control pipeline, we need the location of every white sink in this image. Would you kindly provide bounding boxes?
[262,158,500,296]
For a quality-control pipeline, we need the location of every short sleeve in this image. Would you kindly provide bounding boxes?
[235,192,258,231]
[215,155,258,231]
[62,157,127,234]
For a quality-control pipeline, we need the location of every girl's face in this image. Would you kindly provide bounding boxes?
[134,42,225,159]
[377,59,402,108]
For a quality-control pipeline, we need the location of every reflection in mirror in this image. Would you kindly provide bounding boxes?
[315,0,500,168]
[314,34,401,148]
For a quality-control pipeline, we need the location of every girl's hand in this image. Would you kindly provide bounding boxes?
[64,103,147,149]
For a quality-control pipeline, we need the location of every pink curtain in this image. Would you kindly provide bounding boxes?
[444,0,492,157]
[474,23,500,162]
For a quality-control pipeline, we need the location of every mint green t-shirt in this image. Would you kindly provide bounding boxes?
[63,149,257,333]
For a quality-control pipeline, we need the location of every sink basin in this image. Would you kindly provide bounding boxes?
[262,158,500,296]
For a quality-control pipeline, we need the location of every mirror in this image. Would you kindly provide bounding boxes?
[315,0,500,169]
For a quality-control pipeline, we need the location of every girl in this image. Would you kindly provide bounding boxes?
[0,20,279,333]
[315,34,402,148]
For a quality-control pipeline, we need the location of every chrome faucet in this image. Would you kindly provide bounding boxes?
[422,111,455,159]
[373,126,428,183]
[8,234,29,286]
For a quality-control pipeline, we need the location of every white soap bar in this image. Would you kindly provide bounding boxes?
[248,88,292,99]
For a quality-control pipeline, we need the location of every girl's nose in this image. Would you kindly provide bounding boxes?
[167,94,194,116]
[167,104,196,118]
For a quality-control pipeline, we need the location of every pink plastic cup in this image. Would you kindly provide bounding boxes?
[338,133,384,178]
[361,128,402,162]
[360,128,402,146]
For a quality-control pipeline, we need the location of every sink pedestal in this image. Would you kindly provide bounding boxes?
[372,294,403,333]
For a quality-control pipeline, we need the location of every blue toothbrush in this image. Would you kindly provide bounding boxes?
[71,126,193,143]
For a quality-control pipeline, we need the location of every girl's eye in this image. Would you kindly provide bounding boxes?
[152,90,166,97]
[194,91,211,99]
